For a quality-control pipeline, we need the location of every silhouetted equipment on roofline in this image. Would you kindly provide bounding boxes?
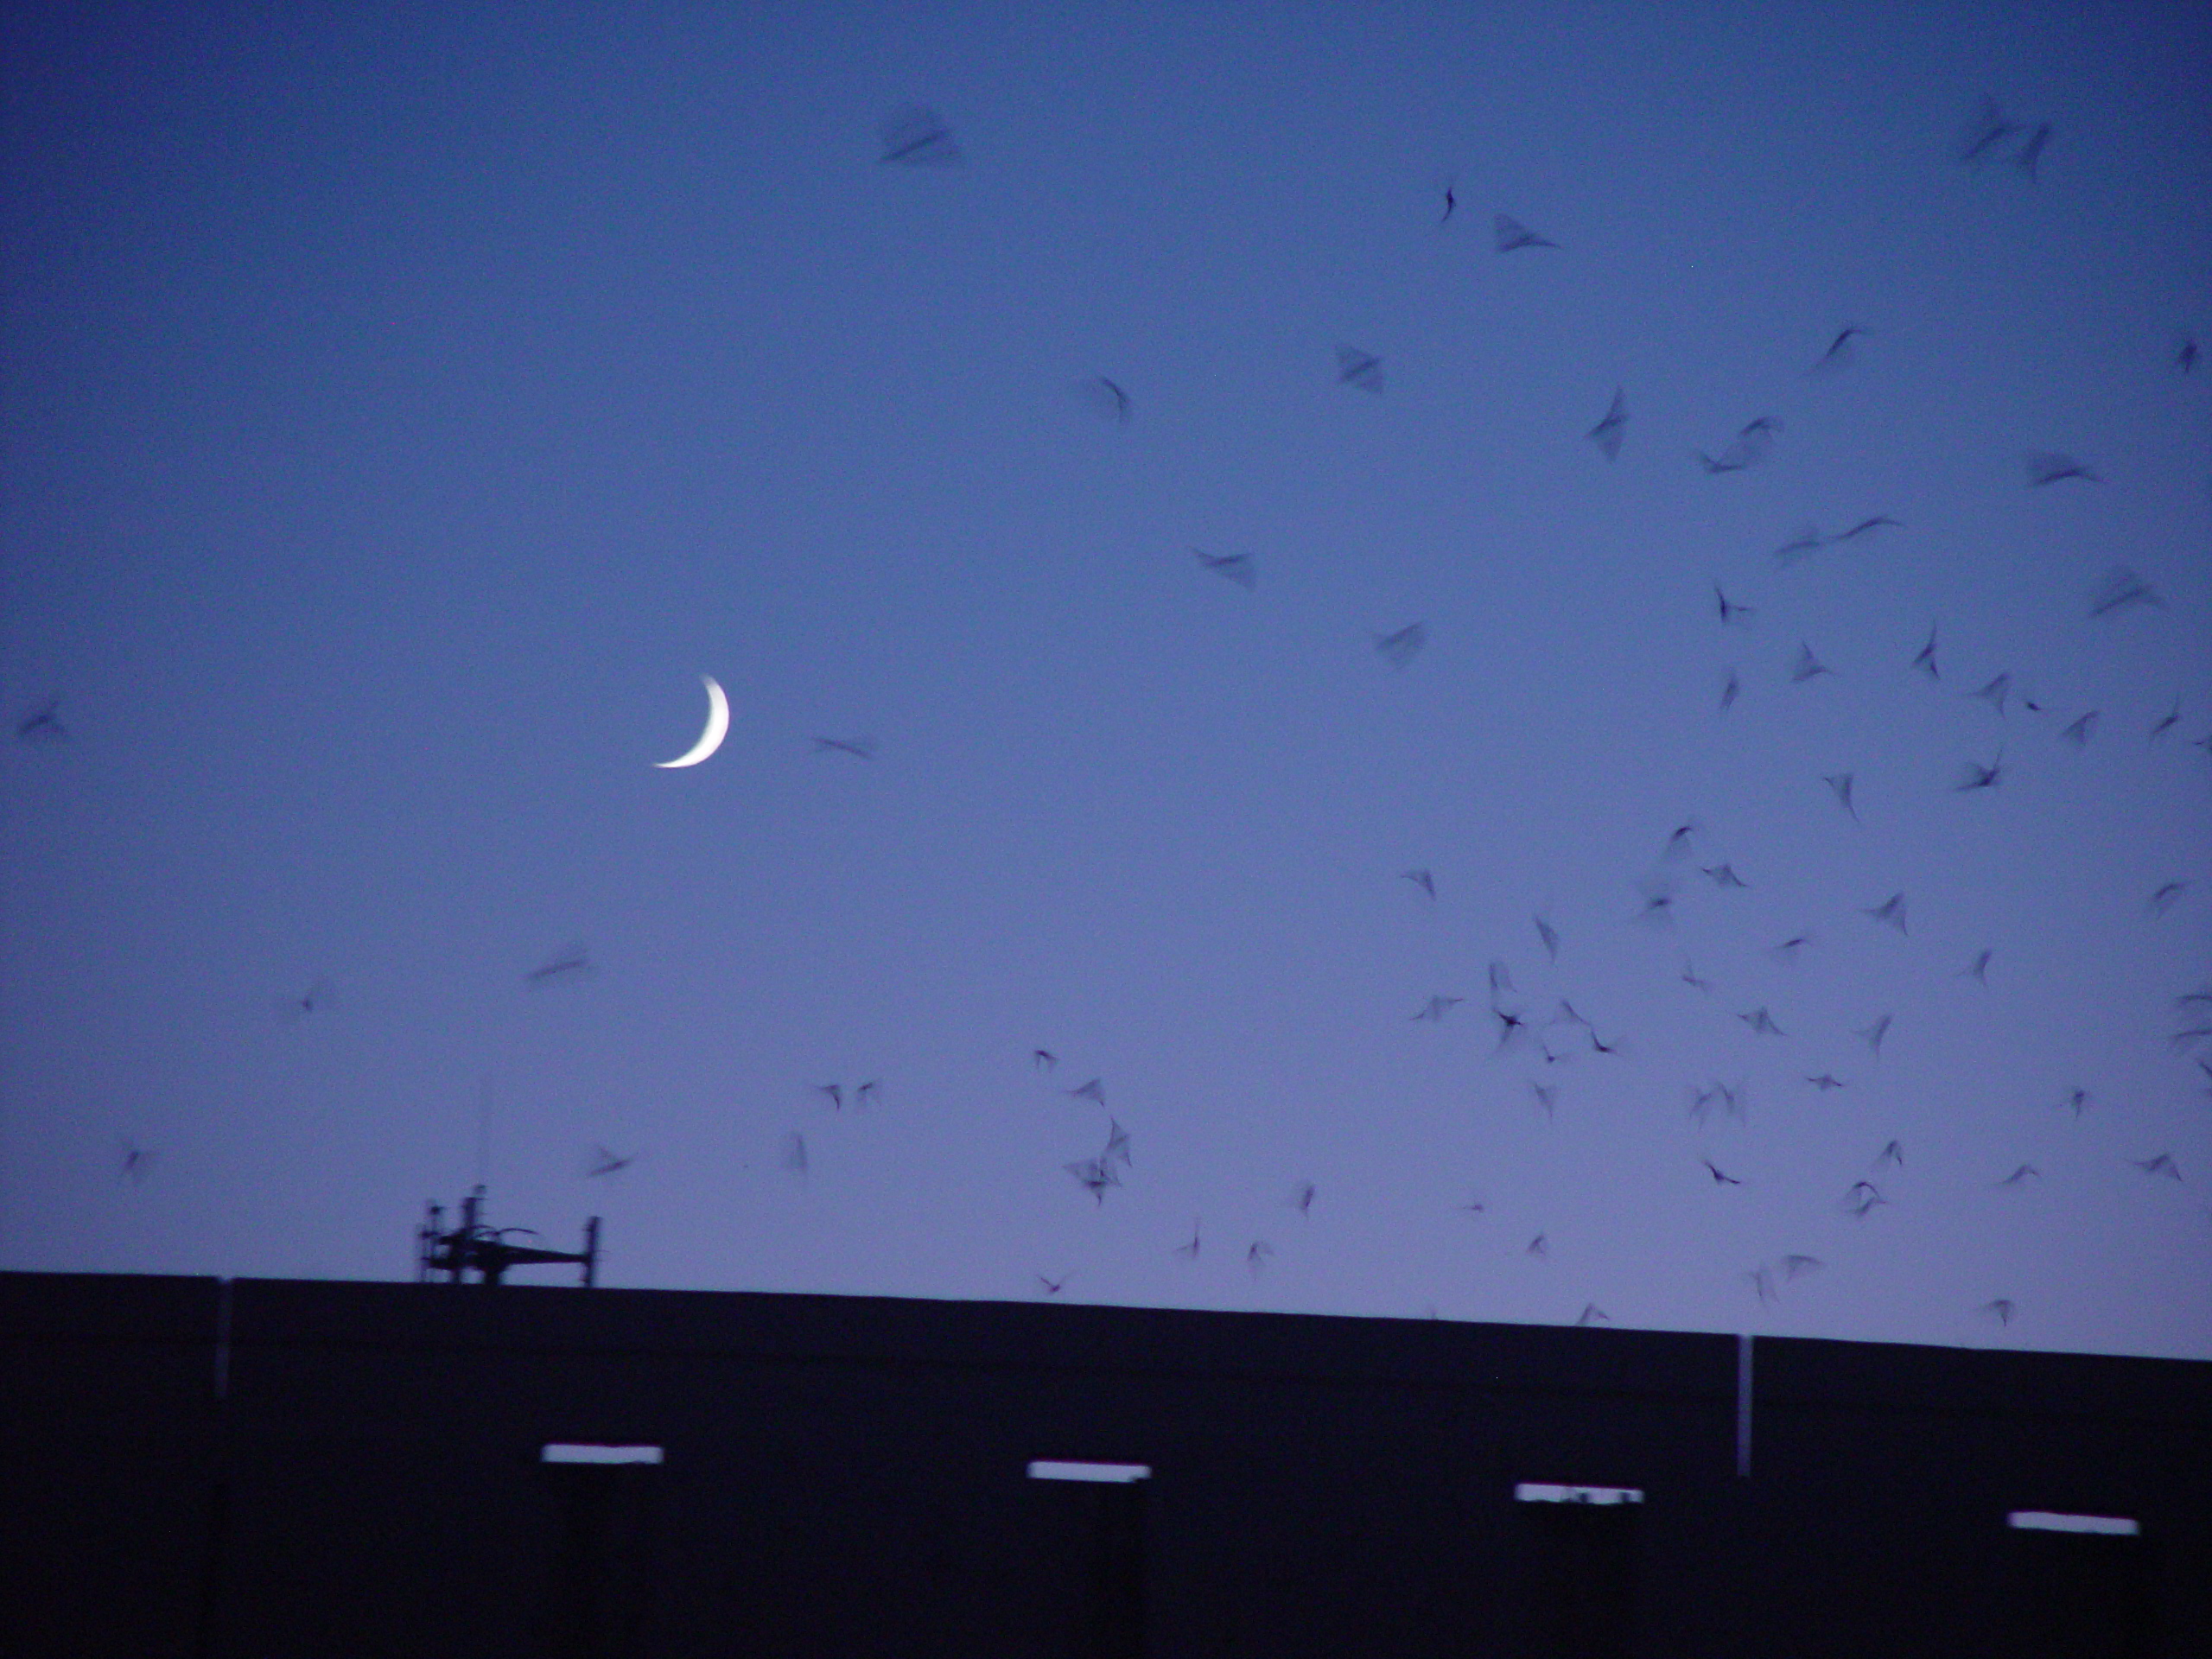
[416,1185,599,1286]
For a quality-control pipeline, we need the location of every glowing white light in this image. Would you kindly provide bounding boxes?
[1515,1483,1643,1505]
[1028,1460,1150,1483]
[2007,1511,2138,1535]
[542,1444,664,1465]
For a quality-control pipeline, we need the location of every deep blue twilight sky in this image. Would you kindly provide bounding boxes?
[5,2,2209,1358]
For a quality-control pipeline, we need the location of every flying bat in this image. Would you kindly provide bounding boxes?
[2088,568,2161,617]
[14,696,65,744]
[1086,377,1133,424]
[1587,388,1626,460]
[1713,582,1756,626]
[2024,451,2099,486]
[1493,213,1557,251]
[877,105,961,165]
[1702,1159,1744,1186]
[1193,549,1255,588]
[1825,772,1859,819]
[1858,1014,1893,1054]
[1912,625,1940,681]
[1739,1007,1786,1036]
[1172,1218,1201,1262]
[525,944,594,988]
[1402,868,1436,899]
[813,736,877,759]
[1863,893,1907,933]
[1791,644,1834,683]
[1336,345,1385,392]
[584,1145,634,1179]
[1808,325,1863,374]
[1375,622,1427,668]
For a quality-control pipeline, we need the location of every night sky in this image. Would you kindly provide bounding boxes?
[5,3,2209,1360]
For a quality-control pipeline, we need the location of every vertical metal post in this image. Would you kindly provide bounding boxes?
[582,1217,600,1287]
[1735,1333,1754,1478]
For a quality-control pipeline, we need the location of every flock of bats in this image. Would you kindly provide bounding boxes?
[41,90,2207,1339]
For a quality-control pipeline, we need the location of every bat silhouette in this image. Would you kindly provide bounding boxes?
[1700,417,1779,474]
[1402,868,1436,899]
[1773,526,1826,565]
[14,696,65,744]
[815,1084,844,1111]
[2088,568,2161,617]
[1530,1081,1560,1117]
[1858,1013,1894,1054]
[2147,881,2187,918]
[1193,550,1255,588]
[1247,1240,1274,1276]
[1525,1232,1549,1258]
[1808,325,1863,374]
[1957,96,2019,165]
[877,105,961,165]
[1739,1007,1786,1036]
[1969,672,2012,715]
[584,1145,633,1179]
[781,1131,809,1176]
[1102,1119,1132,1168]
[1792,644,1834,683]
[1066,1078,1107,1107]
[1493,213,1557,251]
[2133,1154,2183,1181]
[2179,336,2198,374]
[1588,388,1627,460]
[1842,1180,1887,1218]
[117,1139,155,1184]
[1806,1074,1847,1091]
[525,944,594,988]
[1912,625,1940,681]
[1959,949,1993,982]
[1037,1274,1068,1295]
[2024,451,2099,486]
[276,976,338,1025]
[813,736,876,759]
[1780,1254,1824,1281]
[2013,122,2051,179]
[1576,1303,1610,1326]
[1033,1049,1058,1071]
[1413,994,1465,1022]
[1065,1157,1119,1204]
[1995,1164,2039,1187]
[1833,516,1904,542]
[1875,1141,1904,1170]
[1702,1159,1744,1185]
[1535,914,1560,959]
[1375,622,1426,668]
[1086,377,1132,424]
[1290,1181,1317,1217]
[1702,863,1750,888]
[1713,582,1756,626]
[2150,701,2180,742]
[1336,346,1385,392]
[1954,752,2005,791]
[1825,772,1859,819]
[1172,1218,1201,1262]
[854,1080,881,1109]
[1681,961,1713,993]
[2057,711,2099,747]
[2057,1088,2089,1117]
[1719,668,1741,712]
[1862,893,1908,933]
[1981,1298,2017,1326]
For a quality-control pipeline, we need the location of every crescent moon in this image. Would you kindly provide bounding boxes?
[656,675,729,768]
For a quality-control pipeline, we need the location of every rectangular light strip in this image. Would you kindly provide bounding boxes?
[1516,1483,1643,1505]
[1028,1460,1150,1483]
[2008,1511,2139,1535]
[543,1444,664,1465]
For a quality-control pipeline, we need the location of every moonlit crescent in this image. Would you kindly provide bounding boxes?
[657,675,729,768]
